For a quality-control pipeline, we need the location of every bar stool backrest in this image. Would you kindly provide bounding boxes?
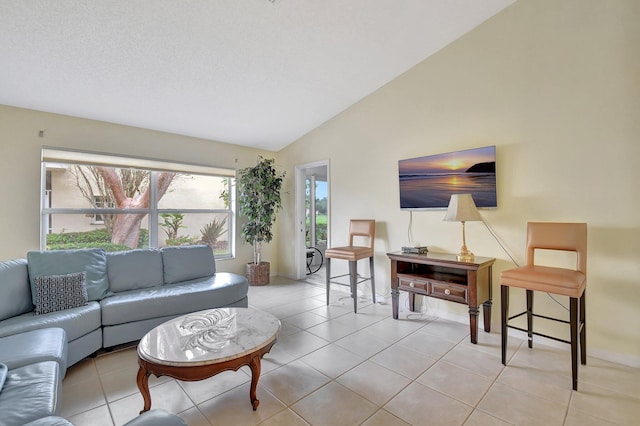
[526,222,587,274]
[349,219,375,248]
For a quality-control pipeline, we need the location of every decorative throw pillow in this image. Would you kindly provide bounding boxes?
[33,272,88,315]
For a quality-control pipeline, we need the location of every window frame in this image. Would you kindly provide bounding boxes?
[40,149,236,259]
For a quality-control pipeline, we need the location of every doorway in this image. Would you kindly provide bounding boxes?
[294,160,329,281]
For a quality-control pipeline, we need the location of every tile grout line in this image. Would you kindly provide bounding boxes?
[62,280,640,425]
[93,359,117,426]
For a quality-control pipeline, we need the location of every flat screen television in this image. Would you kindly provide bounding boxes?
[399,145,497,210]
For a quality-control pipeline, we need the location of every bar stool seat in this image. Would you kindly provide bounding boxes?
[501,265,585,296]
[325,246,373,260]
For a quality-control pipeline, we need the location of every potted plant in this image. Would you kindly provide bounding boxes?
[237,156,285,285]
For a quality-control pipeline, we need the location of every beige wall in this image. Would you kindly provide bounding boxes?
[0,106,277,275]
[278,0,640,363]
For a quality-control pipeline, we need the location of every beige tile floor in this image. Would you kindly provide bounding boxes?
[61,275,640,425]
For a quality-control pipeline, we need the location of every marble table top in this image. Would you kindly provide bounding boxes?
[138,307,280,367]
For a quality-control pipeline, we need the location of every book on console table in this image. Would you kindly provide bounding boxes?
[401,246,428,254]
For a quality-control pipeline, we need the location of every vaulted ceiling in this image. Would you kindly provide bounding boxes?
[0,0,515,151]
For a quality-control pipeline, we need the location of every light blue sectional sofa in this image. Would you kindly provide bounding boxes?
[0,245,248,426]
[0,245,248,365]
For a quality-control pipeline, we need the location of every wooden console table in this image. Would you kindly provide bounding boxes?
[387,252,495,344]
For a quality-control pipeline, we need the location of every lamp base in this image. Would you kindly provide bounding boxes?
[456,251,475,262]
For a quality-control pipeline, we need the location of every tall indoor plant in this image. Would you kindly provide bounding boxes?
[237,156,285,285]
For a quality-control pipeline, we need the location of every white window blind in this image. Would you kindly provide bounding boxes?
[42,147,235,177]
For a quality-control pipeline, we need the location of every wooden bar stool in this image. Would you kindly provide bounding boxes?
[501,222,587,390]
[325,219,375,313]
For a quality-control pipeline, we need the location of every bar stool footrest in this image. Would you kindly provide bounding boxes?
[506,324,572,345]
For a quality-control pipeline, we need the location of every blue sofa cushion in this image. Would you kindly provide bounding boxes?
[0,361,61,426]
[107,249,164,292]
[0,328,68,378]
[161,245,216,284]
[33,272,88,315]
[0,259,33,321]
[27,249,110,302]
[0,302,101,342]
[101,273,248,325]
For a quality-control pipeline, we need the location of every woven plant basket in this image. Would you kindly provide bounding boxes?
[246,261,270,286]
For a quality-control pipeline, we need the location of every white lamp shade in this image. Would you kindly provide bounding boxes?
[443,194,482,222]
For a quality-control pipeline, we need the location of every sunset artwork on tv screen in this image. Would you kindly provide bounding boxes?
[399,145,497,209]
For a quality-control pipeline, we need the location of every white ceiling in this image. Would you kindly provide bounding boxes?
[0,0,515,151]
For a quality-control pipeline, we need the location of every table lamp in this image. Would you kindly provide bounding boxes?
[443,194,482,262]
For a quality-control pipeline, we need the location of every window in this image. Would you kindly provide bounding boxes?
[41,149,235,258]
[305,177,327,247]
[91,196,114,225]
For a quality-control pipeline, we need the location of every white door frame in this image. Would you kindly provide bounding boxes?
[294,160,330,280]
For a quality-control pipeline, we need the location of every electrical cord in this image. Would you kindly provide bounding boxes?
[482,219,569,312]
[482,220,519,267]
[405,295,433,320]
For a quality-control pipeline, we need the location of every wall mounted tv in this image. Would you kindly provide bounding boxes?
[399,145,497,210]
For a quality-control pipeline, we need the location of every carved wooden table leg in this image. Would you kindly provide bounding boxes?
[248,354,262,410]
[136,363,152,414]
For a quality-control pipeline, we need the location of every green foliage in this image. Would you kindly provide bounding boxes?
[313,214,328,225]
[200,218,227,247]
[305,214,327,245]
[47,242,133,252]
[315,223,327,242]
[46,228,148,252]
[315,197,327,215]
[305,179,327,215]
[46,228,112,245]
[219,179,230,208]
[165,235,199,246]
[137,229,149,247]
[305,224,327,246]
[237,156,285,264]
[159,213,186,239]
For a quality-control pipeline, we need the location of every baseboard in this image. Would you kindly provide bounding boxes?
[505,328,640,368]
[587,347,640,368]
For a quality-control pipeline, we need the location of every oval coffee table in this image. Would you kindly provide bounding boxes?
[136,307,280,413]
